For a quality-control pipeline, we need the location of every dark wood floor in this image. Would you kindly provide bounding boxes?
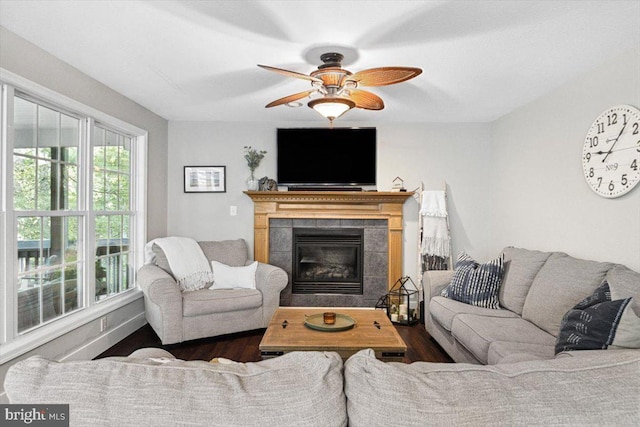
[96,321,452,364]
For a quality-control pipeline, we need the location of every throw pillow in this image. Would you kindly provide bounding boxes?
[441,252,504,309]
[210,260,258,289]
[555,280,640,354]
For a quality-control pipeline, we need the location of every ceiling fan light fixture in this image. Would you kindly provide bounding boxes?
[260,51,421,122]
[308,97,355,122]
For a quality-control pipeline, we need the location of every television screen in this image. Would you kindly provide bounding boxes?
[277,128,376,188]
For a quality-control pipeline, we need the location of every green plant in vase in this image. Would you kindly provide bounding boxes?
[244,146,266,190]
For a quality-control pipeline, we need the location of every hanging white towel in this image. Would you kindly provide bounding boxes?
[144,236,214,292]
[421,216,451,257]
[420,190,450,257]
[420,191,447,217]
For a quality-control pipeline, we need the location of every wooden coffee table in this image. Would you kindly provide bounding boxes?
[259,308,407,362]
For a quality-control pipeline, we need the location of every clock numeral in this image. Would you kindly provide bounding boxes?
[585,152,591,162]
[623,114,628,125]
[637,140,640,153]
[588,136,599,147]
[597,177,602,188]
[607,113,617,126]
[633,122,639,135]
[632,159,638,171]
[608,181,615,191]
[589,167,595,178]
[597,123,605,134]
[621,174,628,186]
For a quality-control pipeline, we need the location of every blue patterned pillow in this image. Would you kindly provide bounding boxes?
[555,280,640,354]
[441,252,504,309]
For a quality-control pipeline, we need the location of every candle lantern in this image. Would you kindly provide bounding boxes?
[374,294,390,312]
[385,276,419,325]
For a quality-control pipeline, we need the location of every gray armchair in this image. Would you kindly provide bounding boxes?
[137,239,287,344]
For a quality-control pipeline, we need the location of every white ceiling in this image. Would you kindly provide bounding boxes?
[1,0,639,123]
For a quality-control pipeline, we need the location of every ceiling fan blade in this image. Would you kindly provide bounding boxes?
[265,90,317,108]
[348,89,385,110]
[347,67,422,86]
[258,64,323,83]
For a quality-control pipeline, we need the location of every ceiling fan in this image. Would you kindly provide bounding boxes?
[258,52,422,124]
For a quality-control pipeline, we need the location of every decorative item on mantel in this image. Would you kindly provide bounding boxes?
[244,146,267,190]
[258,176,278,191]
[381,276,419,325]
[391,176,406,192]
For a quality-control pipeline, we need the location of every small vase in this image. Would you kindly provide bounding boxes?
[246,173,259,191]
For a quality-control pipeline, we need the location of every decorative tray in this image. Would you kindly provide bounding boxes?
[304,313,356,332]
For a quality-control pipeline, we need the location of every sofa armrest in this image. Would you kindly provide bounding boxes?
[422,270,454,300]
[137,264,183,343]
[255,262,288,325]
[137,265,182,305]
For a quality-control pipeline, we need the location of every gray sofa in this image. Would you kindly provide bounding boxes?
[137,239,287,344]
[424,247,640,364]
[5,347,639,426]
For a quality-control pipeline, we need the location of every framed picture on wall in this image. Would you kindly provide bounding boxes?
[184,166,226,193]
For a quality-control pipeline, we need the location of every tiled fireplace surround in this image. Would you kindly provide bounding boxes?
[270,218,389,307]
[245,191,413,307]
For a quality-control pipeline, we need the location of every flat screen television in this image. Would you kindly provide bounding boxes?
[277,127,376,189]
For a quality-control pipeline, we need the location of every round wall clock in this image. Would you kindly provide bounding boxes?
[582,105,640,198]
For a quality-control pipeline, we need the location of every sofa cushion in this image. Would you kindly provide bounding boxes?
[441,252,504,309]
[210,260,258,289]
[499,247,552,315]
[344,348,640,426]
[451,314,556,364]
[5,351,347,427]
[555,280,640,354]
[430,296,518,332]
[521,252,613,337]
[488,341,555,364]
[199,239,248,266]
[182,288,262,317]
[606,264,640,300]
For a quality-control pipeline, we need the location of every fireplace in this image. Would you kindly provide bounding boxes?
[245,190,413,307]
[292,228,363,295]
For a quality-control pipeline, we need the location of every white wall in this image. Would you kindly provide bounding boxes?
[489,46,640,271]
[167,120,493,281]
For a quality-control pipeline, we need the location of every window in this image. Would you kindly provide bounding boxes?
[14,96,83,333]
[1,75,146,357]
[92,125,133,301]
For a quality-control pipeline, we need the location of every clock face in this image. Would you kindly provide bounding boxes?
[582,105,640,198]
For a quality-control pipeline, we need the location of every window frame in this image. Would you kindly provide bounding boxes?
[0,68,147,364]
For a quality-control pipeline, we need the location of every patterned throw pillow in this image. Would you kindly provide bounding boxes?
[555,280,640,354]
[441,252,504,309]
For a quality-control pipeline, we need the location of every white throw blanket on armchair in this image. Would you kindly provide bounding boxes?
[144,236,214,291]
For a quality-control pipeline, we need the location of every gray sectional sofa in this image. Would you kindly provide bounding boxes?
[5,347,639,426]
[424,247,640,364]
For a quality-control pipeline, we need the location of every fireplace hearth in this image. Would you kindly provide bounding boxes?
[292,228,363,295]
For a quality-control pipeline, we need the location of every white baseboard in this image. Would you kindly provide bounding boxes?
[60,313,147,362]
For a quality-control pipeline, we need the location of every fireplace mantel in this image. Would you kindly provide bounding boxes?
[245,191,413,289]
